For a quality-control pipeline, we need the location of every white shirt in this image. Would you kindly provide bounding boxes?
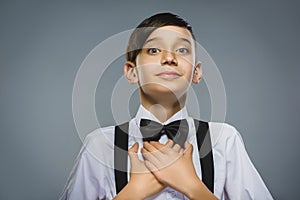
[60,105,273,200]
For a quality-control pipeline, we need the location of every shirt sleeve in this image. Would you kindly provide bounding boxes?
[59,129,111,200]
[223,126,273,200]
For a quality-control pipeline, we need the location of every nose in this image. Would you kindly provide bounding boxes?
[161,50,178,66]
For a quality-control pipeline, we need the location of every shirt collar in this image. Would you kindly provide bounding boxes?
[135,104,189,127]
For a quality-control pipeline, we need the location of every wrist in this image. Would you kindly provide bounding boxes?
[183,178,202,200]
[114,182,144,200]
[184,178,217,200]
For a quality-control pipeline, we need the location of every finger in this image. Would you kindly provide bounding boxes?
[128,143,149,174]
[142,147,161,166]
[184,141,190,149]
[143,141,166,160]
[128,143,140,165]
[143,141,159,152]
[149,141,165,150]
[179,148,184,155]
[172,143,181,153]
[158,139,174,154]
[183,142,194,157]
[166,139,174,148]
[128,142,139,153]
[144,160,159,173]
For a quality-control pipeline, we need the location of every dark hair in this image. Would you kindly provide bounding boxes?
[126,12,196,64]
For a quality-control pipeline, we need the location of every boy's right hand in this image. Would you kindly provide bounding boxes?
[114,142,165,200]
[129,142,166,197]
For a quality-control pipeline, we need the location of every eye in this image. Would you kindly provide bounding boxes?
[176,48,189,54]
[147,48,161,54]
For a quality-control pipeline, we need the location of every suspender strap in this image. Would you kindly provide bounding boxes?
[114,120,214,194]
[194,119,214,193]
[114,122,129,194]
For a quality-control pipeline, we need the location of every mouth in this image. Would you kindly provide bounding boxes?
[156,70,182,79]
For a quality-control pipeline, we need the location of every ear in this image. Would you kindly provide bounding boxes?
[124,61,138,84]
[192,61,202,84]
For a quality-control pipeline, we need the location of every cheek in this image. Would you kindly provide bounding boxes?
[186,68,194,80]
[178,54,194,65]
[138,68,148,81]
[136,58,160,80]
[179,59,194,74]
[136,65,154,84]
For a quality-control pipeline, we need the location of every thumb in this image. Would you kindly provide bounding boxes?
[184,141,193,157]
[128,142,139,153]
[128,142,147,174]
[128,142,139,164]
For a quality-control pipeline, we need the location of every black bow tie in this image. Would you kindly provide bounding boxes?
[139,119,189,148]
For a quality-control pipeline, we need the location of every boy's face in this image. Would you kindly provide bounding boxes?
[125,25,201,98]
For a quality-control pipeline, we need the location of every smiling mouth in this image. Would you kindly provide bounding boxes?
[156,71,181,79]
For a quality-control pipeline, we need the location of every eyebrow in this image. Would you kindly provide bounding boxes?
[144,37,192,46]
[144,37,162,45]
[177,37,192,46]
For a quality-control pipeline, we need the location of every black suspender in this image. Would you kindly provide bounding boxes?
[114,122,129,194]
[193,119,214,193]
[114,119,214,194]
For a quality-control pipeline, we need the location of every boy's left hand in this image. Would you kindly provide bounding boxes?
[142,140,217,200]
[142,140,199,194]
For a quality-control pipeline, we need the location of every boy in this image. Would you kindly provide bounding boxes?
[60,13,273,199]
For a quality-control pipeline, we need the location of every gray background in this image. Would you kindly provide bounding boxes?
[0,0,299,199]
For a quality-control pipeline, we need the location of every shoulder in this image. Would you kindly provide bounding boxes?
[83,120,134,150]
[208,121,244,148]
[80,126,116,165]
[83,125,115,147]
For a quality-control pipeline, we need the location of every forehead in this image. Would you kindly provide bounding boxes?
[144,25,194,45]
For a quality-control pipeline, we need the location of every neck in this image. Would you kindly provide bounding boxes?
[140,90,187,122]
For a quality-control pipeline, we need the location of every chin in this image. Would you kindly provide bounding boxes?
[141,83,188,99]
